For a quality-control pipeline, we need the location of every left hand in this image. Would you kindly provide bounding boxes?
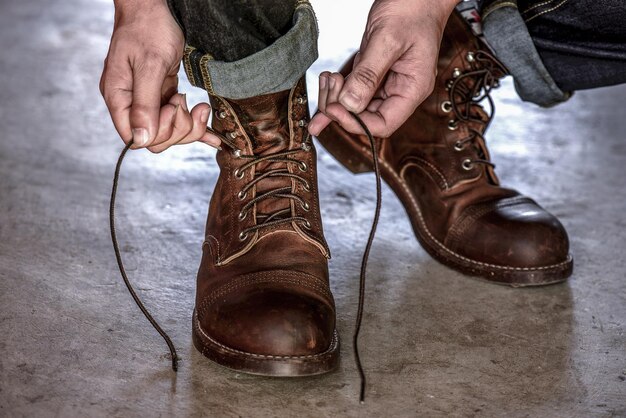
[309,0,458,138]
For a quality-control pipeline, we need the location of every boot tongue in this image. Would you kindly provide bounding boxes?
[228,90,295,219]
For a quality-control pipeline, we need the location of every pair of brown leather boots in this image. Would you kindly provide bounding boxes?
[192,13,573,376]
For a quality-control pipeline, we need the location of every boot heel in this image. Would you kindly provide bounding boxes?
[316,122,374,174]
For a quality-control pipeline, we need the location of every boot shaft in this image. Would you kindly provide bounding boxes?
[203,77,330,265]
[385,12,508,188]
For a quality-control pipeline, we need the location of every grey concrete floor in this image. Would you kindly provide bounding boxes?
[1,0,625,417]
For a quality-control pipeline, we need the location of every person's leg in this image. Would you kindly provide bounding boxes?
[168,0,296,62]
[164,0,339,376]
[479,0,626,105]
[167,0,317,98]
[519,0,626,92]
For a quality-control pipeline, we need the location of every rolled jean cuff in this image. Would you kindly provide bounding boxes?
[482,0,571,107]
[182,1,318,99]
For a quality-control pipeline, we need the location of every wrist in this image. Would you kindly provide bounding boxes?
[114,0,167,14]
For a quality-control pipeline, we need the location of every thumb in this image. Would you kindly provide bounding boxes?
[129,61,169,147]
[339,33,401,113]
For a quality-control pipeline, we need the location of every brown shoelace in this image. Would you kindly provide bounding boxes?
[110,111,381,402]
[448,50,508,171]
[109,139,179,371]
[229,144,313,240]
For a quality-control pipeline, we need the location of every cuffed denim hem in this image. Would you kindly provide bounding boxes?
[182,1,318,99]
[482,0,570,107]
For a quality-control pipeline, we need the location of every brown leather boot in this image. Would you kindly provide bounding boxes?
[192,77,339,376]
[317,12,573,286]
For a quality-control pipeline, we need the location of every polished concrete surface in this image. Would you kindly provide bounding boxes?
[0,0,625,417]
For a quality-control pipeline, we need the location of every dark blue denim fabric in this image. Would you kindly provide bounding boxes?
[480,0,626,92]
[167,0,318,99]
[167,0,297,62]
[519,0,626,92]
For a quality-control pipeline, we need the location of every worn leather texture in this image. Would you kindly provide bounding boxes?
[193,78,338,375]
[317,12,573,286]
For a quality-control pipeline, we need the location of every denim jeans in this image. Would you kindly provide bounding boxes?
[480,0,626,105]
[168,0,626,105]
[167,0,317,99]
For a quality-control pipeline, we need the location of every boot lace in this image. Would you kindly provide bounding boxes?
[108,112,382,405]
[447,50,508,171]
[230,142,313,240]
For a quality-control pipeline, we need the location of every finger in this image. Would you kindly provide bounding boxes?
[197,128,223,150]
[324,102,366,135]
[317,71,331,114]
[129,59,169,147]
[366,98,384,113]
[310,73,344,136]
[326,73,345,106]
[150,101,213,153]
[308,111,333,136]
[150,103,179,147]
[326,92,416,138]
[167,100,193,143]
[177,103,212,144]
[150,105,195,153]
[100,59,133,144]
[338,32,403,113]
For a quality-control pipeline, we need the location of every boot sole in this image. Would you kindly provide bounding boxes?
[192,310,340,376]
[316,124,573,287]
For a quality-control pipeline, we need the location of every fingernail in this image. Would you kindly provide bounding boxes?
[172,104,180,122]
[329,77,336,89]
[339,91,360,111]
[201,108,209,124]
[320,75,328,89]
[132,128,149,146]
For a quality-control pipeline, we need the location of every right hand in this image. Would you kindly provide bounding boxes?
[100,0,221,152]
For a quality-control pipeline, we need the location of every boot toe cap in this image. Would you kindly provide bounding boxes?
[446,197,570,269]
[198,274,335,357]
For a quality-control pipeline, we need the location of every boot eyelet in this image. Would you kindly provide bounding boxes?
[238,211,247,221]
[454,141,465,152]
[238,231,249,241]
[297,119,308,127]
[301,201,310,211]
[302,181,310,191]
[441,101,452,113]
[237,190,247,200]
[215,109,228,119]
[296,96,307,105]
[448,120,459,131]
[303,220,311,230]
[234,168,245,179]
[298,162,308,172]
[466,51,476,63]
[232,149,242,158]
[452,68,462,78]
[229,131,238,139]
[301,142,311,152]
[462,159,473,171]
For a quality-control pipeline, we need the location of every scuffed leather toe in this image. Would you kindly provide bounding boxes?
[445,197,570,269]
[199,275,335,357]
